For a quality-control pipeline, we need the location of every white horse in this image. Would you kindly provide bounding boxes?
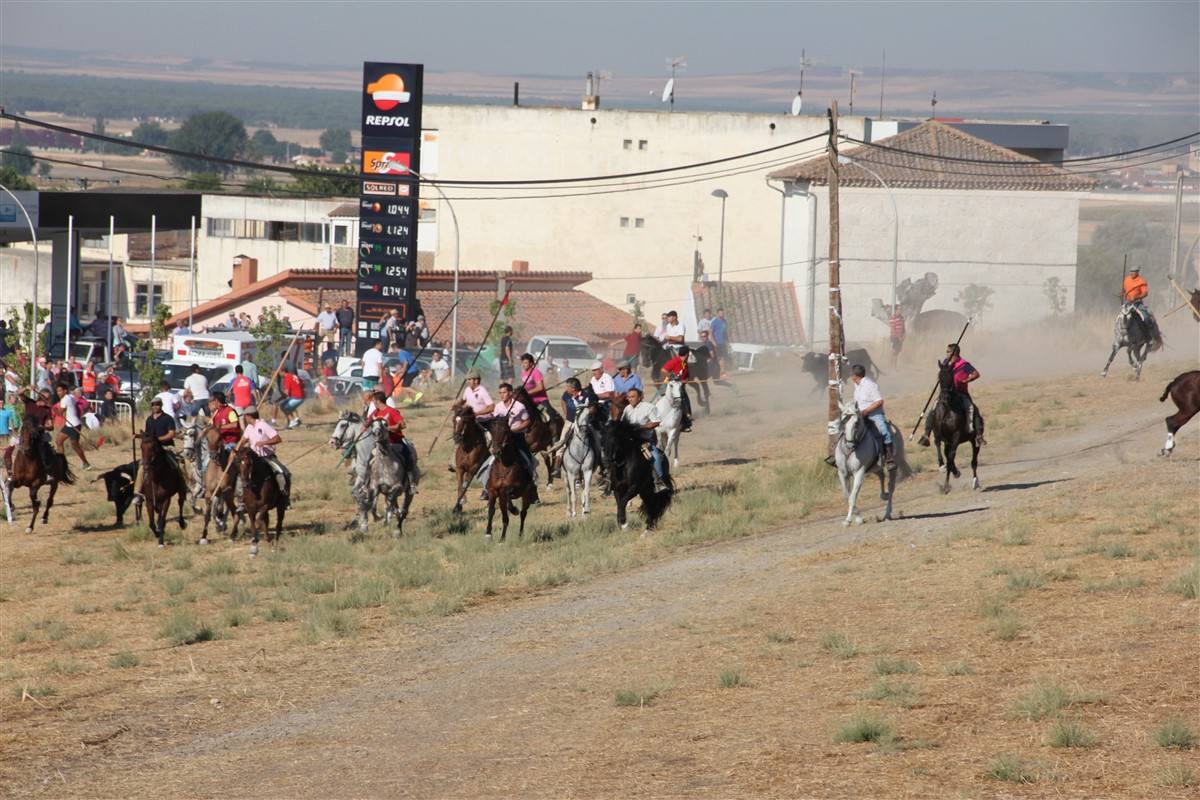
[655,378,684,467]
[831,401,912,526]
[178,415,209,514]
[561,406,596,517]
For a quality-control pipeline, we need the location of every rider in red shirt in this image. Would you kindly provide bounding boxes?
[366,391,420,490]
[209,392,242,451]
[661,345,693,432]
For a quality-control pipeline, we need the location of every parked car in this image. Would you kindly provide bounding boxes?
[524,335,598,373]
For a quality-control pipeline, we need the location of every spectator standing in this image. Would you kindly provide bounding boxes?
[887,305,906,369]
[320,342,339,377]
[335,300,355,355]
[154,380,182,419]
[97,388,117,423]
[101,366,121,397]
[229,365,255,413]
[498,325,515,382]
[0,320,10,358]
[315,304,338,350]
[697,308,714,337]
[653,313,669,342]
[276,366,306,429]
[224,312,241,330]
[183,364,210,413]
[710,308,729,376]
[0,390,20,446]
[81,360,98,399]
[239,356,259,385]
[361,339,384,390]
[429,351,450,383]
[623,322,642,370]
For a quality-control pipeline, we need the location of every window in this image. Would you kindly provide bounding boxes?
[418,205,437,222]
[622,139,632,150]
[635,217,645,228]
[206,218,235,237]
[638,139,648,151]
[80,274,108,318]
[619,217,629,228]
[134,282,164,317]
[332,223,350,246]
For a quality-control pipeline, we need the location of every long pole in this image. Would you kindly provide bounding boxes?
[188,215,196,328]
[854,162,899,309]
[879,49,886,119]
[0,184,39,387]
[717,196,726,289]
[1169,171,1183,281]
[149,214,156,321]
[106,215,114,347]
[408,167,460,379]
[826,101,843,454]
[908,319,970,440]
[65,215,74,360]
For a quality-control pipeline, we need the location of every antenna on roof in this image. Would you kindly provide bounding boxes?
[930,90,938,118]
[792,48,813,116]
[848,69,861,116]
[663,56,686,112]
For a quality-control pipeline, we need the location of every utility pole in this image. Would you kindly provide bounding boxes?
[1169,170,1183,281]
[879,49,886,119]
[826,101,844,453]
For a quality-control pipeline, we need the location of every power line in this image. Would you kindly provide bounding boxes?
[0,110,826,187]
[845,147,1193,180]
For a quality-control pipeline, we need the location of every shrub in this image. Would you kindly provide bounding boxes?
[1155,719,1197,749]
[989,615,1023,641]
[1159,763,1196,788]
[819,631,859,659]
[615,688,660,707]
[303,602,358,642]
[718,669,745,689]
[984,753,1036,783]
[1047,718,1096,748]
[872,658,918,676]
[158,610,218,646]
[766,631,795,644]
[1012,680,1099,720]
[944,661,973,676]
[834,714,893,744]
[108,651,140,669]
[863,681,918,708]
[1165,563,1199,599]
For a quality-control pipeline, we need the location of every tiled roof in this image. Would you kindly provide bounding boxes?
[328,203,359,218]
[283,287,632,348]
[691,281,804,346]
[768,121,1095,192]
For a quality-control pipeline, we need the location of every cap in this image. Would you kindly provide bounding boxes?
[1129,265,1141,273]
[590,360,604,370]
[150,398,163,406]
[466,368,482,380]
[243,405,259,417]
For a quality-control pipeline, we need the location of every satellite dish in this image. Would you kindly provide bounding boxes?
[790,93,802,116]
[661,78,675,104]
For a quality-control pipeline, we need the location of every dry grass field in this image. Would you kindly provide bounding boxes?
[0,335,1197,797]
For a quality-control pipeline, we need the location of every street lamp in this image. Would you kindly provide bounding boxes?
[0,184,40,387]
[710,188,728,288]
[838,155,899,310]
[405,167,461,377]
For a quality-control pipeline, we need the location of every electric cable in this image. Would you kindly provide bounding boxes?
[838,131,1200,167]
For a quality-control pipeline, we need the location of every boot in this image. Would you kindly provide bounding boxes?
[653,473,667,493]
[884,443,896,471]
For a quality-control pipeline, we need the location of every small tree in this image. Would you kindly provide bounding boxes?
[628,298,646,327]
[167,112,248,175]
[1042,277,1068,316]
[5,302,50,359]
[134,304,172,405]
[1,124,34,176]
[131,120,170,148]
[249,305,294,395]
[36,161,52,179]
[0,165,36,190]
[183,172,222,191]
[954,283,994,321]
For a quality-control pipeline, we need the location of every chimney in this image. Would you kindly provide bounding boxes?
[513,81,520,107]
[582,71,599,111]
[510,259,529,275]
[232,255,258,292]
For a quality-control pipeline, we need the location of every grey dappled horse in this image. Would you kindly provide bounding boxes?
[831,401,911,526]
[1101,304,1156,381]
[561,406,597,517]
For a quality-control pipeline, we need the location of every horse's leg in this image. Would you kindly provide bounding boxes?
[26,486,39,534]
[881,467,897,521]
[1100,343,1119,378]
[618,488,637,530]
[939,439,953,494]
[970,441,981,491]
[453,466,466,514]
[485,493,497,541]
[42,481,59,524]
[1162,406,1196,455]
[581,465,592,515]
[1,477,12,525]
[275,504,285,543]
[542,452,553,490]
[499,488,511,543]
[566,464,576,518]
[845,468,866,526]
[836,459,850,499]
[176,489,187,529]
[518,495,529,539]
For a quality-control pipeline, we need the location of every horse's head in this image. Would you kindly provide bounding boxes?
[451,401,473,444]
[575,405,592,432]
[139,432,160,462]
[236,447,253,480]
[831,400,860,443]
[937,360,956,393]
[663,378,683,407]
[488,418,512,457]
[329,411,361,449]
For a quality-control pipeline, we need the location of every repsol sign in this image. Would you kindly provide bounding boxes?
[364,115,411,127]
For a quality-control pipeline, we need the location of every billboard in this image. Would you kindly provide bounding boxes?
[356,62,424,353]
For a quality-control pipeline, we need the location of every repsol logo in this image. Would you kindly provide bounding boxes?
[364,115,411,127]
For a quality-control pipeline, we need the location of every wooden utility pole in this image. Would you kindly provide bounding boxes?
[1169,171,1183,281]
[826,101,844,453]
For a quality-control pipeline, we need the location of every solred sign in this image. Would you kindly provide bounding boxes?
[356,62,423,353]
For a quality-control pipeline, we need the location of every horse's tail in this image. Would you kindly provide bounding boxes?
[59,457,77,486]
[643,478,674,528]
[1160,374,1183,402]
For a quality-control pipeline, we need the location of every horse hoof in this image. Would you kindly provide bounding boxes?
[485,534,493,542]
[621,523,629,530]
[24,526,32,534]
[249,543,259,557]
[842,519,851,527]
[199,537,209,545]
[938,465,947,473]
[157,543,165,549]
[939,485,951,495]
[972,479,982,491]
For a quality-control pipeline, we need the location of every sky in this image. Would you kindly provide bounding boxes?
[2,0,1198,76]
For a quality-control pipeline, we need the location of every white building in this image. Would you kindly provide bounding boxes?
[768,121,1094,347]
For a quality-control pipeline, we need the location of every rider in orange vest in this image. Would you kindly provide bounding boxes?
[1121,266,1163,349]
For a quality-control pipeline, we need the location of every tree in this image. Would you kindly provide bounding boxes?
[182,172,222,191]
[83,114,107,153]
[134,304,172,405]
[37,161,52,179]
[954,284,994,320]
[167,112,248,175]
[131,120,169,148]
[0,165,35,190]
[1,124,35,176]
[1042,277,1068,316]
[319,128,352,155]
[285,165,356,197]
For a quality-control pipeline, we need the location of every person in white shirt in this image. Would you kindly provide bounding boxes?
[621,387,667,491]
[315,305,338,349]
[54,382,92,470]
[662,310,686,350]
[183,364,210,415]
[429,351,450,383]
[696,308,713,336]
[588,361,615,406]
[850,363,894,469]
[361,340,384,389]
[153,380,183,419]
[653,313,669,343]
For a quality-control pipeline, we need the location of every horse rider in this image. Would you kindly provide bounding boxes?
[134,397,191,501]
[519,352,560,426]
[461,368,495,422]
[920,343,986,448]
[19,390,56,470]
[613,360,644,396]
[493,381,541,504]
[661,345,694,432]
[850,364,896,470]
[589,360,616,417]
[1122,266,1164,350]
[553,378,603,469]
[209,392,243,456]
[621,387,669,493]
[240,405,291,507]
[366,390,421,492]
[660,309,686,355]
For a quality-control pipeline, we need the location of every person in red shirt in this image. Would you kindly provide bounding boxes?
[623,322,643,370]
[81,360,98,399]
[101,366,121,396]
[366,391,420,490]
[209,392,243,453]
[229,365,255,412]
[274,366,305,430]
[887,306,906,368]
[661,345,693,432]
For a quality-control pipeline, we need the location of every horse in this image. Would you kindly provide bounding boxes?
[451,401,490,514]
[513,385,563,489]
[831,402,911,526]
[639,334,671,381]
[1159,370,1200,456]
[1101,304,1157,380]
[802,349,881,393]
[603,417,673,532]
[199,426,239,544]
[349,418,415,536]
[484,417,537,542]
[138,434,189,548]
[178,415,209,513]
[3,423,75,534]
[925,361,982,493]
[93,461,142,527]
[236,447,286,556]
[654,378,685,467]
[561,406,597,517]
[1190,289,1200,322]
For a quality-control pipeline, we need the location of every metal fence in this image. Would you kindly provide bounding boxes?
[87,399,133,424]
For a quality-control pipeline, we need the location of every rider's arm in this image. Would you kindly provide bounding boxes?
[159,427,176,444]
[861,399,884,415]
[965,368,981,383]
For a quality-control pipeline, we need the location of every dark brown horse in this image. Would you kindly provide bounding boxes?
[1160,370,1200,456]
[139,435,189,547]
[484,418,536,542]
[513,385,563,489]
[451,401,489,514]
[3,424,75,534]
[923,361,982,493]
[236,448,286,556]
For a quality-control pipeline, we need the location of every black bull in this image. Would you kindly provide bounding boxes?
[802,349,881,391]
[95,461,143,527]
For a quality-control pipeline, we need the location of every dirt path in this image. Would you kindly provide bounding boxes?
[28,394,1188,798]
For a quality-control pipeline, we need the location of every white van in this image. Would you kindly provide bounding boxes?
[171,331,260,366]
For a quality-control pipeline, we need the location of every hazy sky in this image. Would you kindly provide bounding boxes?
[3,1,1198,75]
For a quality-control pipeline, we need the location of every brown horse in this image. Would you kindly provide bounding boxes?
[485,418,536,542]
[1160,370,1200,456]
[513,385,563,489]
[451,401,489,514]
[139,435,189,548]
[3,424,75,534]
[1190,289,1200,322]
[200,426,240,544]
[236,448,286,556]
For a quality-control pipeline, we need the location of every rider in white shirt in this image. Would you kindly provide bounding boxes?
[621,387,668,491]
[850,364,895,469]
[661,310,685,351]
